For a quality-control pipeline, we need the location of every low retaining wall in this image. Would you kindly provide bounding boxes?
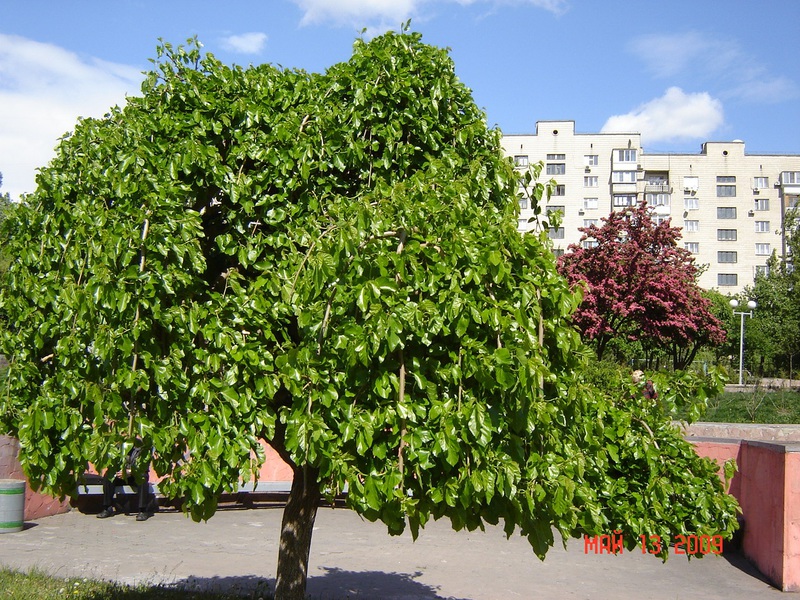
[688,426,800,593]
[0,435,70,520]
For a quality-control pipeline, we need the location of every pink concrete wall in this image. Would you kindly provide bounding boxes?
[781,447,800,592]
[691,438,800,592]
[0,435,71,521]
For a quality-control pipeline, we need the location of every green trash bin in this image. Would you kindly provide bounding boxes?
[0,479,26,533]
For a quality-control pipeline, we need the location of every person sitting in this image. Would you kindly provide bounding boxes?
[97,445,152,521]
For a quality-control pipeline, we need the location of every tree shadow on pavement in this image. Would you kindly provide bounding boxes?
[164,568,467,599]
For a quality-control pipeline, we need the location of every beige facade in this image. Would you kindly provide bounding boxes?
[502,121,800,293]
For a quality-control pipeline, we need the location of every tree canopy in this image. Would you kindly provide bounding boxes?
[557,203,726,369]
[0,32,739,599]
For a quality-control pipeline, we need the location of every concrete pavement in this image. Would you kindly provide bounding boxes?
[0,503,785,599]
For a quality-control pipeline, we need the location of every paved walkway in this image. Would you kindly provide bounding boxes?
[0,504,785,599]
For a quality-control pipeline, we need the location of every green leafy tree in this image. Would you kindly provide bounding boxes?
[0,33,738,599]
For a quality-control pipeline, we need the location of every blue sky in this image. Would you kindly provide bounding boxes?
[1,0,798,200]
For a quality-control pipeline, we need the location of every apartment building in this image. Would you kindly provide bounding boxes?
[502,121,800,293]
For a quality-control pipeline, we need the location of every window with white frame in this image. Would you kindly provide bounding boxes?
[683,176,699,192]
[612,171,637,183]
[717,176,736,197]
[585,155,599,166]
[718,273,738,286]
[547,154,566,161]
[616,149,637,162]
[684,220,699,232]
[583,219,599,228]
[755,265,770,277]
[552,185,565,196]
[519,199,528,210]
[753,177,768,189]
[546,163,566,175]
[583,197,599,209]
[547,205,565,217]
[754,198,770,211]
[653,215,670,226]
[717,229,737,241]
[514,155,529,167]
[582,239,599,249]
[755,221,770,233]
[755,243,771,255]
[613,195,637,207]
[782,172,800,184]
[684,197,699,210]
[584,176,598,188]
[549,227,565,239]
[684,242,699,254]
[717,207,737,219]
[718,251,737,263]
[647,192,670,207]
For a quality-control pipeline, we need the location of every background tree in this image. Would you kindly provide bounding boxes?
[558,202,726,370]
[0,33,738,599]
[742,247,800,379]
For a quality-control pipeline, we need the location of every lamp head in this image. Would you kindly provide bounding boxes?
[729,299,739,308]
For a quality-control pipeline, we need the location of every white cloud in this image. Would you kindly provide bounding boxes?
[292,0,567,28]
[601,87,724,145]
[0,35,143,200]
[629,31,799,105]
[221,32,268,54]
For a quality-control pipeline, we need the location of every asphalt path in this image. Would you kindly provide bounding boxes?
[0,504,784,599]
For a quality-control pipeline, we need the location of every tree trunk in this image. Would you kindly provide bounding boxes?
[275,465,321,600]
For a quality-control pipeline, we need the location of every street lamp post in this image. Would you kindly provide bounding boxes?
[730,299,756,386]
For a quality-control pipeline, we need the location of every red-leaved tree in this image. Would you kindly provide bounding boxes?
[557,202,726,369]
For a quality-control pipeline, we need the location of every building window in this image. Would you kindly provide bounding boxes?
[584,176,598,188]
[553,185,566,196]
[583,219,599,228]
[647,192,670,207]
[549,227,565,239]
[782,172,800,184]
[546,163,566,175]
[518,219,529,229]
[547,205,565,217]
[585,155,599,166]
[717,207,737,219]
[754,198,770,211]
[717,229,738,241]
[753,177,768,190]
[755,243,771,255]
[612,171,637,183]
[583,197,598,209]
[684,220,699,232]
[684,242,699,254]
[717,176,736,197]
[718,251,738,263]
[613,195,637,207]
[653,215,670,226]
[547,154,566,161]
[684,197,699,210]
[755,221,770,233]
[519,199,528,210]
[616,149,637,162]
[718,273,738,286]
[552,248,565,258]
[683,176,699,192]
[582,239,599,249]
[755,265,770,277]
[514,155,528,167]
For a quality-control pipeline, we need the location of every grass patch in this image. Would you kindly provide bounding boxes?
[0,567,273,599]
[700,389,800,424]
